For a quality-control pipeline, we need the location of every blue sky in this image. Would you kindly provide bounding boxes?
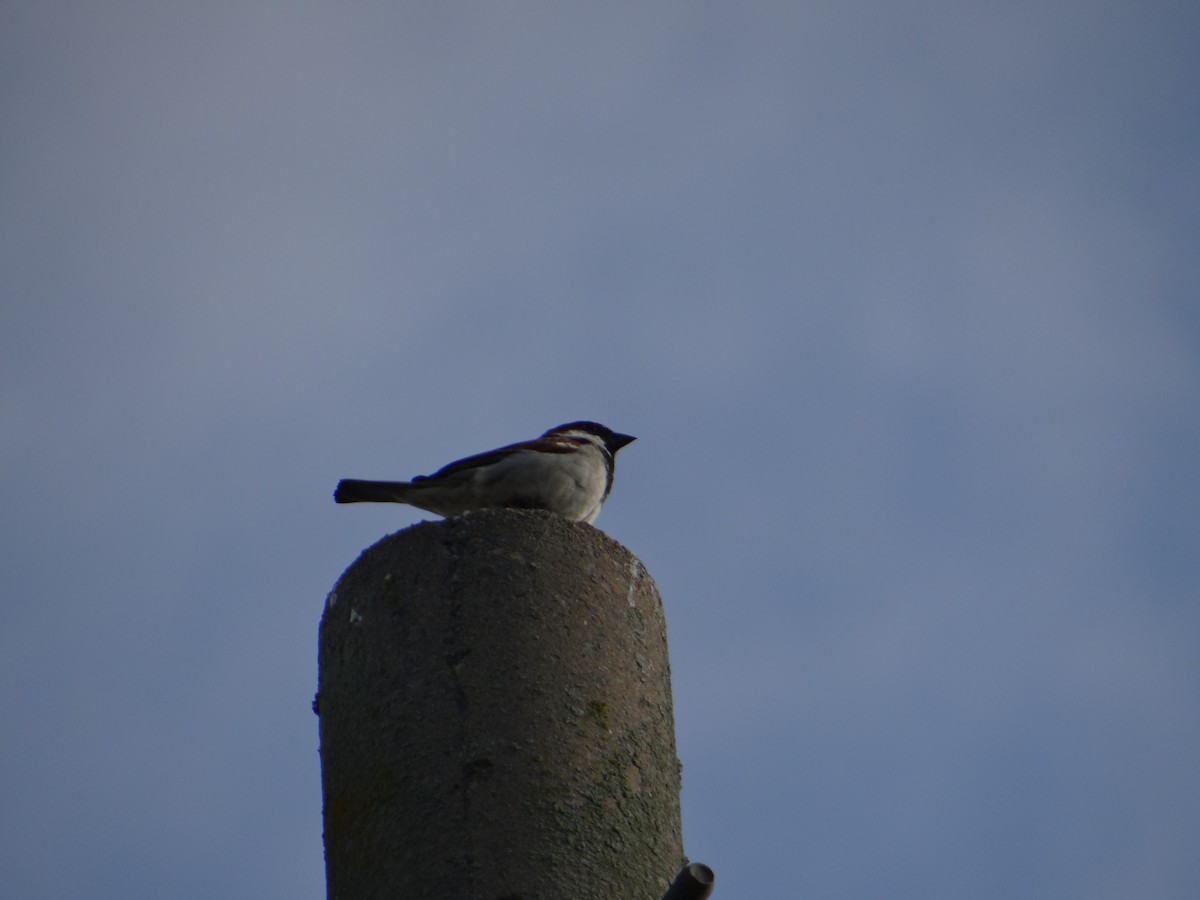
[2,2,1198,897]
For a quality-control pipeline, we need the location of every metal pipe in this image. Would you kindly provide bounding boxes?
[661,862,715,900]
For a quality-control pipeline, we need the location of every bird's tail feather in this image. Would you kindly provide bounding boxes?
[333,479,415,504]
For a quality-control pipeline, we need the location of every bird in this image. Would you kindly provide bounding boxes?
[334,421,636,524]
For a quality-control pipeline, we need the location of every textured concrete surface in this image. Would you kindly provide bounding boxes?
[318,509,683,900]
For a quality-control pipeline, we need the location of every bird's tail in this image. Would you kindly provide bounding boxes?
[333,479,416,504]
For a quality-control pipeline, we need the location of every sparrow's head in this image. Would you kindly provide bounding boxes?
[547,421,637,455]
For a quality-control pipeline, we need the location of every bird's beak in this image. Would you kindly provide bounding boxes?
[610,432,637,451]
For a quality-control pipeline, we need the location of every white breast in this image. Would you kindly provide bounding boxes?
[471,444,609,522]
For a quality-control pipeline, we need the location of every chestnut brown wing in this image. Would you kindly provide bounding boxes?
[414,435,579,482]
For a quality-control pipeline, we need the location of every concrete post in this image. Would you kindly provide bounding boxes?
[317,509,684,900]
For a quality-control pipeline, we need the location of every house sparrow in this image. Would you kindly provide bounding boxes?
[334,421,636,524]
